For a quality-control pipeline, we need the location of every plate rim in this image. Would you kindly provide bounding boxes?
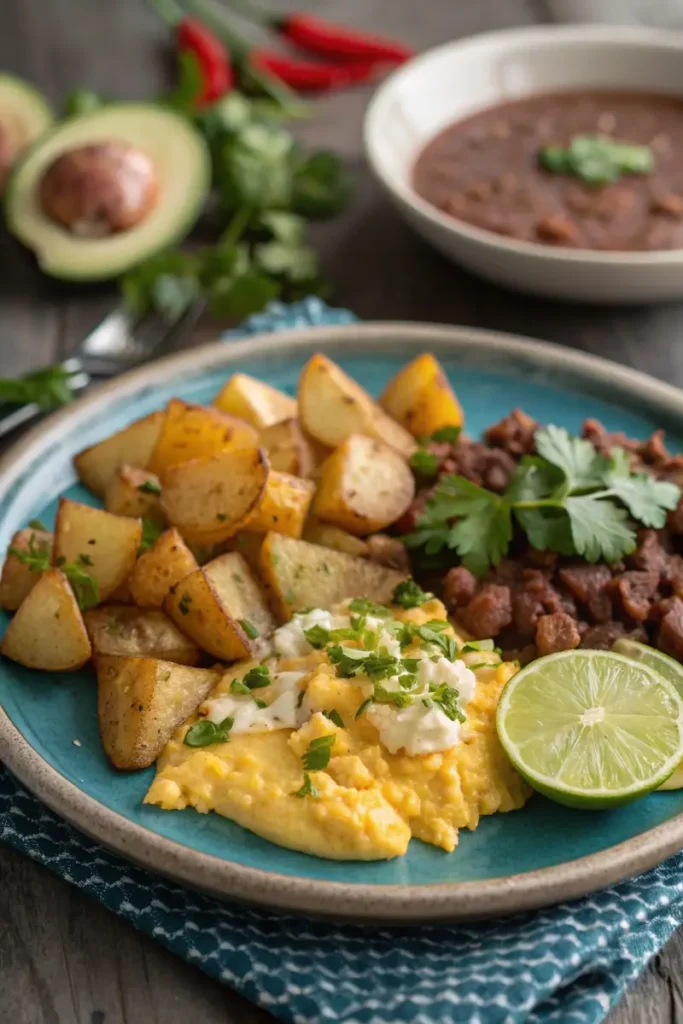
[3,319,683,922]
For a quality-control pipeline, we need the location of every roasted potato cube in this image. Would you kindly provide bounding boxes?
[74,411,164,497]
[1,569,91,671]
[97,655,220,769]
[109,575,134,604]
[160,446,268,546]
[225,533,265,572]
[164,552,274,661]
[302,519,369,558]
[380,353,464,438]
[147,398,257,478]
[314,434,415,536]
[0,527,53,611]
[104,465,164,522]
[298,353,416,457]
[259,418,314,477]
[129,528,197,609]
[258,533,408,620]
[244,471,315,539]
[54,499,142,603]
[84,606,199,665]
[213,373,296,428]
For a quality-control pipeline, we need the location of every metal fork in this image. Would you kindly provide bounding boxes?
[0,302,203,440]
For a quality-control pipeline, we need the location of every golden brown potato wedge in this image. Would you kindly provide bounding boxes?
[302,518,369,558]
[0,527,53,611]
[97,655,220,769]
[1,569,91,670]
[259,418,314,477]
[164,552,274,661]
[104,465,164,522]
[380,353,464,438]
[213,373,296,428]
[109,575,134,604]
[54,499,142,603]
[314,434,415,536]
[84,606,199,665]
[160,446,268,546]
[243,471,315,539]
[129,528,198,609]
[258,533,408,621]
[298,353,416,457]
[73,411,164,498]
[147,398,257,478]
[225,532,265,572]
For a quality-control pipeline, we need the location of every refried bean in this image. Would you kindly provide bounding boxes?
[413,91,683,251]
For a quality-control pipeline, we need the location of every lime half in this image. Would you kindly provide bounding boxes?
[612,638,683,791]
[496,649,683,808]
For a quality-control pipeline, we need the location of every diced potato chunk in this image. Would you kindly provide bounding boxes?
[243,471,315,538]
[54,499,142,603]
[380,353,463,437]
[314,434,415,536]
[73,411,164,497]
[303,519,369,558]
[298,353,416,457]
[97,655,220,769]
[214,373,296,428]
[259,418,314,477]
[164,551,274,661]
[129,528,197,608]
[84,606,199,665]
[258,533,408,621]
[104,465,164,522]
[160,446,268,546]
[0,527,53,611]
[147,398,257,478]
[1,569,91,670]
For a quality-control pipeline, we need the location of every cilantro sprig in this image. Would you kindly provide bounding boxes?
[539,135,654,185]
[404,426,680,575]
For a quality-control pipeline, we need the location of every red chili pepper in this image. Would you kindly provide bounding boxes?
[272,13,414,65]
[177,17,234,105]
[251,49,378,92]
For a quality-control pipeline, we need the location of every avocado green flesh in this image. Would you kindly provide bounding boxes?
[5,103,211,281]
[0,73,53,165]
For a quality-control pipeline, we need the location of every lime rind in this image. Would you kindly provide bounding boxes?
[496,650,683,808]
[612,638,683,696]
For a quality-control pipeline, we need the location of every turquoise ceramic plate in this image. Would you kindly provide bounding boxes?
[3,322,683,923]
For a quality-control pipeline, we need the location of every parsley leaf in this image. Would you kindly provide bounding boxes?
[0,365,80,410]
[348,598,390,617]
[392,579,434,608]
[294,772,319,798]
[302,733,336,771]
[139,518,163,554]
[243,665,272,689]
[304,624,330,649]
[323,709,344,728]
[184,719,230,747]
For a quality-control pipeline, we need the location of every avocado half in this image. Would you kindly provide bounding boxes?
[5,103,211,281]
[0,73,53,181]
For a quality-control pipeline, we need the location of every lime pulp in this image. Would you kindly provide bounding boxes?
[496,649,683,809]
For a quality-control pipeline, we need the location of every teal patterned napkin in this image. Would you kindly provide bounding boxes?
[1,298,681,1024]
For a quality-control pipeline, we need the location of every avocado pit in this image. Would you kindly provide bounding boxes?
[39,141,158,237]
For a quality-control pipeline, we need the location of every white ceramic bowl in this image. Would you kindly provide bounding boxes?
[364,25,683,304]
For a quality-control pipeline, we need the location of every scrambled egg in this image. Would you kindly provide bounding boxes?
[145,598,530,860]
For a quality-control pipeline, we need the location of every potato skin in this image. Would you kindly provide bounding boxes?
[84,605,200,665]
[259,418,314,477]
[104,465,164,522]
[313,434,415,536]
[1,569,91,671]
[379,353,463,438]
[129,528,197,609]
[243,471,315,539]
[54,498,142,603]
[214,373,297,428]
[0,527,53,611]
[148,398,257,478]
[74,411,164,497]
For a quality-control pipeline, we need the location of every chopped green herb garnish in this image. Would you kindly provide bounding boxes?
[463,639,495,653]
[253,697,268,709]
[392,579,434,608]
[139,518,163,554]
[240,618,260,639]
[431,426,462,444]
[539,135,654,185]
[78,553,93,566]
[178,593,192,616]
[296,689,306,708]
[184,719,230,747]
[10,533,99,610]
[230,678,251,695]
[355,698,372,719]
[410,448,438,478]
[243,664,271,689]
[216,512,228,521]
[137,479,162,496]
[430,683,465,723]
[304,624,330,649]
[27,519,48,531]
[294,772,319,798]
[373,685,412,709]
[302,733,336,771]
[323,709,344,728]
[348,597,391,617]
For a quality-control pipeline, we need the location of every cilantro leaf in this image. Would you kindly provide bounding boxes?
[410,448,439,478]
[291,151,352,219]
[564,496,636,563]
[604,452,680,528]
[139,518,163,554]
[514,508,575,555]
[302,734,335,771]
[184,719,230,748]
[323,709,344,728]
[534,426,606,491]
[392,579,434,608]
[430,426,461,444]
[294,772,319,798]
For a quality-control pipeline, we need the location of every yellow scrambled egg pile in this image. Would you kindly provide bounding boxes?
[145,599,530,860]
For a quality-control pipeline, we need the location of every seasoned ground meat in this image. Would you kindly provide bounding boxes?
[536,612,581,656]
[429,411,683,663]
[459,584,512,639]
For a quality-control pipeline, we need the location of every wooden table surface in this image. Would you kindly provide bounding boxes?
[2,0,682,1021]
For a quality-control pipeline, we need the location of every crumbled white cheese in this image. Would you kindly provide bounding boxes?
[417,656,477,705]
[367,701,465,756]
[272,609,351,658]
[203,671,306,735]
